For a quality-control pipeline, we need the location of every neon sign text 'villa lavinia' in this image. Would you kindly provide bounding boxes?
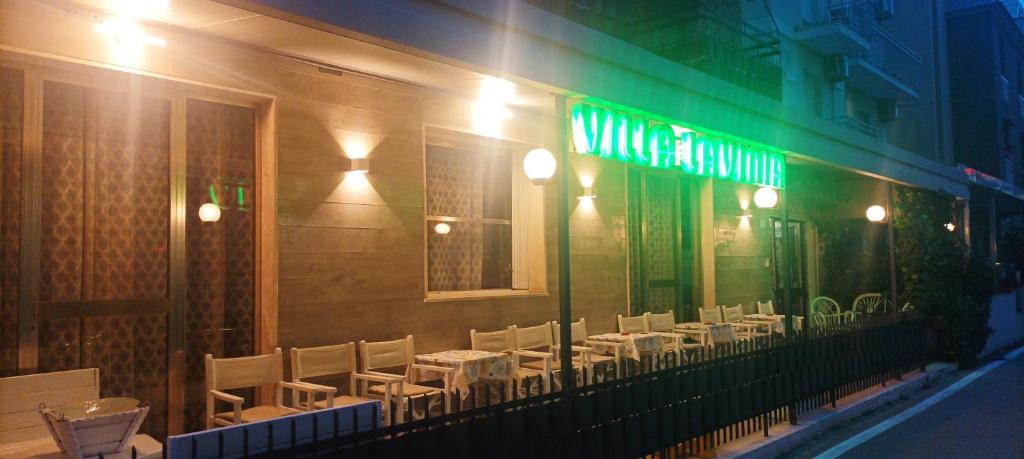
[571,102,785,188]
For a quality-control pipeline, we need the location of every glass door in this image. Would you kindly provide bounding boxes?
[770,218,808,316]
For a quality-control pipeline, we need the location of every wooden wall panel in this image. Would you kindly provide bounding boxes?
[0,0,631,378]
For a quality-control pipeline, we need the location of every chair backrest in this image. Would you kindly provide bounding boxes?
[206,348,283,392]
[471,326,516,353]
[757,300,775,315]
[515,323,554,350]
[901,302,914,312]
[617,315,647,334]
[551,319,588,345]
[699,307,723,324]
[646,311,676,332]
[291,343,357,383]
[359,336,415,375]
[810,312,827,327]
[852,293,884,314]
[810,296,840,315]
[0,368,99,445]
[722,305,745,323]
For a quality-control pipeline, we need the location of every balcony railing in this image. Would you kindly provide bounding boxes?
[834,115,879,137]
[525,0,782,99]
[860,23,921,88]
[824,0,876,39]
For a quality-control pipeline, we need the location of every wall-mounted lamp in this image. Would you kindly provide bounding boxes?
[94,17,166,49]
[739,208,754,219]
[945,222,956,232]
[198,203,221,222]
[346,157,369,175]
[866,205,887,223]
[753,187,778,209]
[523,148,557,184]
[434,222,451,235]
[578,186,597,200]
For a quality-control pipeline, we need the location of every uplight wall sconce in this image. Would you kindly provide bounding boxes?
[347,157,370,175]
[578,186,597,200]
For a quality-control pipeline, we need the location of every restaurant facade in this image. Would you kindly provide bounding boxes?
[0,0,973,444]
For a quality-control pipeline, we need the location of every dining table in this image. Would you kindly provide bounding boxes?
[675,322,739,345]
[414,349,514,399]
[586,332,663,362]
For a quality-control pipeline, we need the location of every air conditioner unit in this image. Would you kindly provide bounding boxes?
[876,0,895,20]
[878,99,899,122]
[825,55,849,83]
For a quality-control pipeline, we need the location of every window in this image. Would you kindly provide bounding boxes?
[424,129,542,297]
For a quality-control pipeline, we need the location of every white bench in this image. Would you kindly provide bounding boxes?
[0,368,161,459]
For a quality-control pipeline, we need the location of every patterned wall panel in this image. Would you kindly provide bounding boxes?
[38,81,170,438]
[0,67,23,376]
[184,99,255,432]
[644,175,677,313]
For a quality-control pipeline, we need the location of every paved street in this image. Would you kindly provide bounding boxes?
[788,347,1024,459]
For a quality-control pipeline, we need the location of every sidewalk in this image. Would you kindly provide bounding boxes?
[710,363,957,458]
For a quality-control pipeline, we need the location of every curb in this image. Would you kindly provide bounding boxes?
[714,363,957,458]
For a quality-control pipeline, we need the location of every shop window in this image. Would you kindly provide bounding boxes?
[424,128,542,298]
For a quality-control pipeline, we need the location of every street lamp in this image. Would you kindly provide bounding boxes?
[522,139,573,390]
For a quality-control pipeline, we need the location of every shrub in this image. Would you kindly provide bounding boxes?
[894,187,993,364]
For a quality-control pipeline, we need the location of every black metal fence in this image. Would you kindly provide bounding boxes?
[164,314,926,459]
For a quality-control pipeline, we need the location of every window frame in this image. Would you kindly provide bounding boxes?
[421,125,547,301]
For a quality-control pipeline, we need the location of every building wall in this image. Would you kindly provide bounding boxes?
[949,6,1007,177]
[0,0,632,364]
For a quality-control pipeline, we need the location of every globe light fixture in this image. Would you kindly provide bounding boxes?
[866,205,886,223]
[434,222,451,235]
[198,203,221,222]
[523,148,557,184]
[945,222,956,232]
[753,186,778,209]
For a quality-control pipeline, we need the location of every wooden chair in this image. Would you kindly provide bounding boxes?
[853,293,891,316]
[617,314,647,333]
[757,300,775,315]
[290,343,395,425]
[206,348,319,428]
[644,311,703,362]
[721,304,770,340]
[616,314,663,370]
[513,322,588,391]
[358,336,454,423]
[470,326,543,398]
[551,319,623,382]
[699,307,723,324]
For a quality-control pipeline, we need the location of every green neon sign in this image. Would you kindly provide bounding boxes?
[570,102,786,188]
